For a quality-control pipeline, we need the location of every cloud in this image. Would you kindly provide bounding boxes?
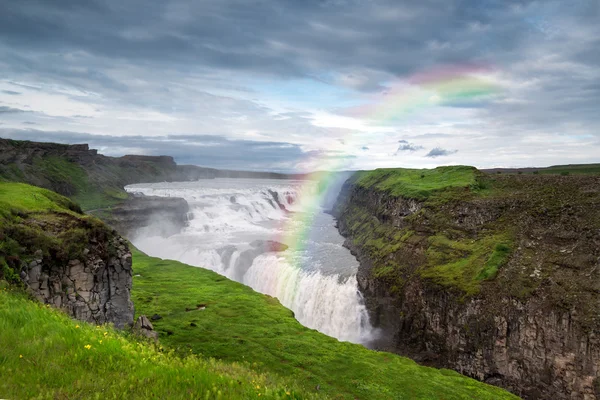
[395,140,424,153]
[425,147,458,158]
[0,0,598,171]
[0,106,27,114]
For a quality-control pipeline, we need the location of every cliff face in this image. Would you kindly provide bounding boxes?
[0,183,134,328]
[94,195,190,239]
[334,169,600,399]
[21,236,134,329]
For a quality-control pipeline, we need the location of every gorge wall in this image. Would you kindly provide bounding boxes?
[334,169,600,399]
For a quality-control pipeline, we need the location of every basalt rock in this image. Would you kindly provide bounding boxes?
[133,315,159,341]
[21,236,134,329]
[334,173,600,399]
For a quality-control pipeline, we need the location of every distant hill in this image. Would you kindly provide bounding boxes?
[482,163,600,175]
[0,138,298,210]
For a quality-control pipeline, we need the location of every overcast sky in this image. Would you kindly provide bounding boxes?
[0,0,598,172]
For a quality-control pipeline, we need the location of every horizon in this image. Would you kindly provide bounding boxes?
[1,1,598,172]
[5,135,599,175]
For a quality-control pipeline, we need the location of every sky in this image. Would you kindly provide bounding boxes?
[0,0,599,172]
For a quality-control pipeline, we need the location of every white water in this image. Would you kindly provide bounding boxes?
[126,178,374,344]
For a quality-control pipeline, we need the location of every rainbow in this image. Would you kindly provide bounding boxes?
[277,64,502,264]
[353,64,501,123]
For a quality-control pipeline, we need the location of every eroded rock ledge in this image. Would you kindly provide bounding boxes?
[96,194,190,239]
[21,236,134,329]
[334,173,600,399]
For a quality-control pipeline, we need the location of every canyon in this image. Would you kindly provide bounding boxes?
[334,167,600,399]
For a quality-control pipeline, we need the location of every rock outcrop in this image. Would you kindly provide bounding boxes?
[133,315,159,341]
[20,236,134,329]
[334,172,600,399]
[96,195,190,239]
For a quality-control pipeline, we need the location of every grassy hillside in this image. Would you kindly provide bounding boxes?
[0,284,315,400]
[0,182,109,284]
[130,248,517,399]
[353,166,479,200]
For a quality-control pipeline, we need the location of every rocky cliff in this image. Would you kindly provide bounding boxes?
[94,195,190,239]
[334,167,600,399]
[0,183,134,328]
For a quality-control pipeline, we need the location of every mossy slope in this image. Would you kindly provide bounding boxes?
[130,248,516,400]
[0,182,112,284]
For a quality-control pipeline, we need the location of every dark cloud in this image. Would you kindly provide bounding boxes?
[425,147,458,158]
[0,129,310,172]
[1,90,21,95]
[1,0,594,88]
[0,106,27,114]
[396,140,424,153]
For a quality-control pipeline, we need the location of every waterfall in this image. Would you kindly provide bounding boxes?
[127,178,375,344]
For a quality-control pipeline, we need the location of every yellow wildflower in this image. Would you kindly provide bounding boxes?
[75,325,80,329]
[19,355,23,359]
[104,332,108,336]
[84,344,92,350]
[99,340,103,344]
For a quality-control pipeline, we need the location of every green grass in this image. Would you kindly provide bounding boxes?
[0,284,315,400]
[0,183,110,283]
[0,155,128,211]
[421,234,513,295]
[131,248,517,400]
[354,166,479,200]
[31,156,128,210]
[0,182,83,216]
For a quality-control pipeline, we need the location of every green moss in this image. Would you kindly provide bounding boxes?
[477,243,511,281]
[340,171,515,295]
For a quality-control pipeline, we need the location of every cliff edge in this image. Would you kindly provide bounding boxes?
[0,182,134,328]
[334,166,600,399]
